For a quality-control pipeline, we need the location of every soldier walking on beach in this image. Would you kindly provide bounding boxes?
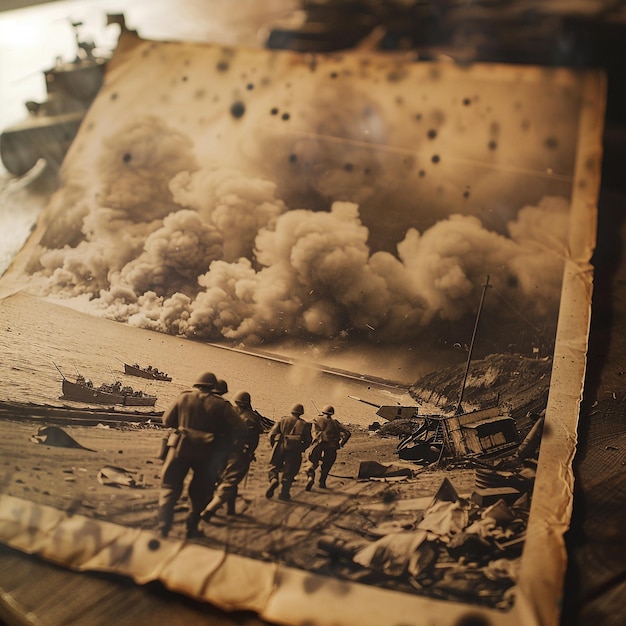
[305,405,351,490]
[157,371,242,539]
[266,403,312,501]
[200,390,266,521]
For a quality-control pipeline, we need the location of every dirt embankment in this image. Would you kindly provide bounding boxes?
[410,353,553,426]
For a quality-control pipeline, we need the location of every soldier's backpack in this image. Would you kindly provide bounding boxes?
[282,419,305,453]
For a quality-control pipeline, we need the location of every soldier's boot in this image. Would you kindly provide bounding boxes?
[278,484,291,501]
[305,471,315,492]
[185,521,205,539]
[158,526,170,539]
[266,478,279,499]
[226,495,237,516]
[185,509,206,539]
[157,507,173,538]
[319,472,329,489]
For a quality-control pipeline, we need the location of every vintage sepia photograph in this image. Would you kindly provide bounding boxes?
[0,15,604,626]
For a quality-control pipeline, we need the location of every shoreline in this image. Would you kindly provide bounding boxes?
[207,340,412,390]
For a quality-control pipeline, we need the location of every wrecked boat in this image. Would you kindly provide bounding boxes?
[356,396,520,465]
[399,277,522,463]
[362,276,522,464]
[403,277,520,463]
[60,374,157,407]
[397,404,520,463]
[123,362,172,382]
[0,399,163,425]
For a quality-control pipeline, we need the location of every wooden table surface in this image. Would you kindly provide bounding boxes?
[558,183,626,626]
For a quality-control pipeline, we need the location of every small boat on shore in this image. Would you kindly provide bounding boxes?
[0,399,163,426]
[60,374,157,407]
[123,362,172,382]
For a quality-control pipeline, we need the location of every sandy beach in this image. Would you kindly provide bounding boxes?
[0,414,478,578]
[0,414,475,526]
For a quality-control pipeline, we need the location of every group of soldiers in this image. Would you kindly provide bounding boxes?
[157,371,351,539]
[76,374,136,395]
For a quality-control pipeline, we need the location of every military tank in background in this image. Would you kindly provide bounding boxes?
[0,14,129,177]
[348,395,420,422]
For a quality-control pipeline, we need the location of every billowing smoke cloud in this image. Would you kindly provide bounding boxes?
[180,202,394,342]
[116,210,223,295]
[170,166,286,261]
[26,115,569,349]
[97,115,199,223]
[32,116,200,295]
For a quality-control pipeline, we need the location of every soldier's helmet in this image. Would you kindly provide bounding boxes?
[290,403,305,416]
[214,379,229,395]
[193,371,217,389]
[234,390,251,406]
[321,405,335,415]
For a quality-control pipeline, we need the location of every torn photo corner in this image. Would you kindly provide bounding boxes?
[0,30,605,626]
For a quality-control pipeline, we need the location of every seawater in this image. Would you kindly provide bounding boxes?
[0,292,436,427]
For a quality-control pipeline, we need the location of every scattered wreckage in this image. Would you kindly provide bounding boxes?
[97,464,144,488]
[28,425,145,486]
[319,449,539,608]
[29,424,95,450]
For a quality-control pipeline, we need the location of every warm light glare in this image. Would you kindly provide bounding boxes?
[0,18,43,48]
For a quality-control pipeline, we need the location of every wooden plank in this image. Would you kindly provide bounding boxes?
[565,188,626,625]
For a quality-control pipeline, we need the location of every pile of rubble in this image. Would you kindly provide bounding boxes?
[318,460,537,609]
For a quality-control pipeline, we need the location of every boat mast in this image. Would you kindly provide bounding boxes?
[52,362,66,380]
[455,275,491,415]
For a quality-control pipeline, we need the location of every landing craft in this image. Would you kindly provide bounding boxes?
[59,374,158,407]
[54,363,157,407]
[122,361,173,382]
